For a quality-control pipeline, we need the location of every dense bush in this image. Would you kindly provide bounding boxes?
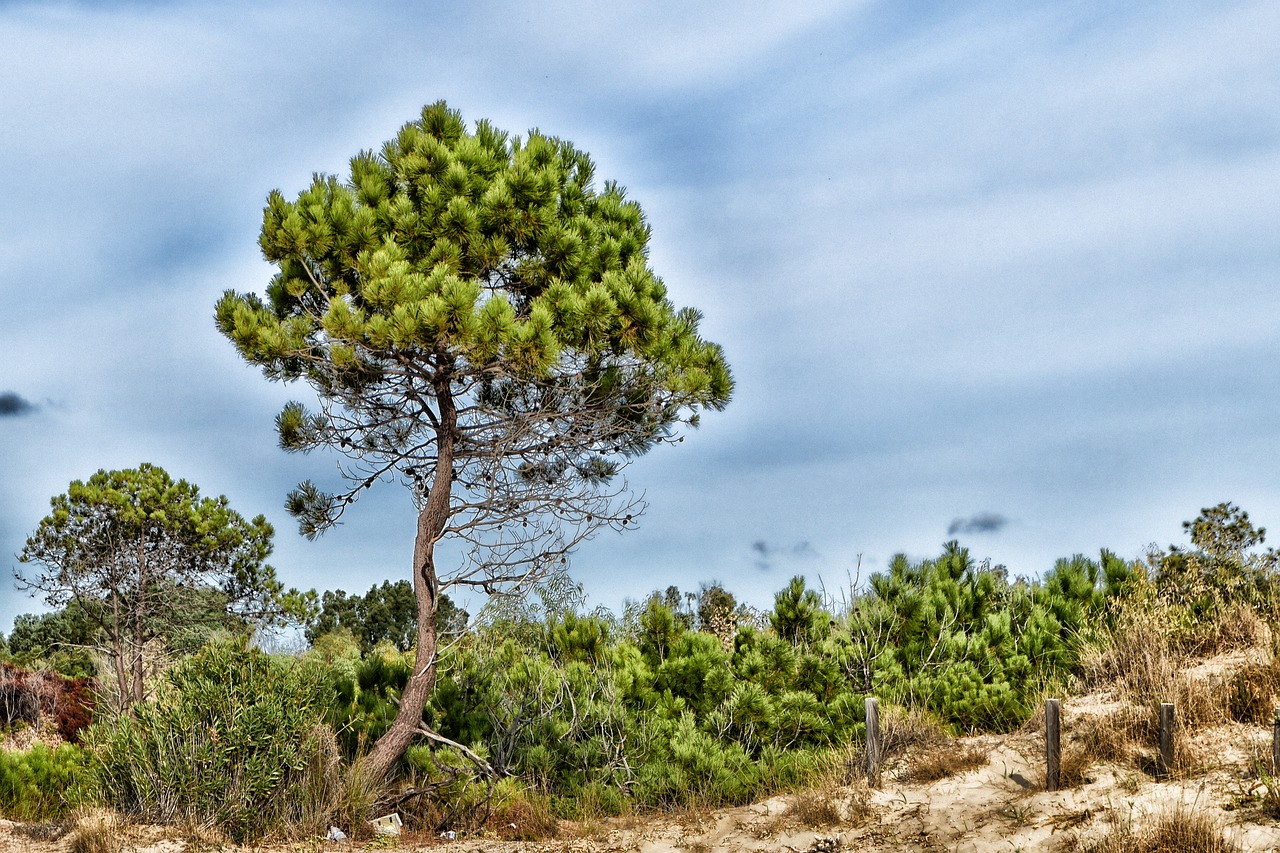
[313,553,1137,821]
[87,639,339,842]
[0,742,90,820]
[852,543,1108,730]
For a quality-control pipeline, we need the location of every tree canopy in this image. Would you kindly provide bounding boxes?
[17,464,285,708]
[305,579,468,653]
[215,101,732,778]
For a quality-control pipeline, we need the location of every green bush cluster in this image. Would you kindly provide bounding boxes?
[0,742,90,820]
[858,543,1119,730]
[372,544,1137,815]
[86,639,339,842]
[411,587,859,812]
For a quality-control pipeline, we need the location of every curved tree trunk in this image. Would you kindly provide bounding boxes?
[356,380,456,783]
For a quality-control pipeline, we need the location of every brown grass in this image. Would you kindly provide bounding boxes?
[785,787,842,827]
[1226,660,1280,724]
[783,781,872,830]
[1078,806,1239,853]
[878,705,949,756]
[488,793,560,841]
[898,742,989,784]
[67,811,124,853]
[1071,706,1150,764]
[1059,743,1096,788]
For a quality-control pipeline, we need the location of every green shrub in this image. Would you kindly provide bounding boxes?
[86,639,339,842]
[0,742,91,820]
[404,743,495,832]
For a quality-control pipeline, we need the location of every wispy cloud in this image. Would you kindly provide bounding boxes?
[0,392,35,417]
[948,513,1009,537]
[751,540,818,572]
[2,0,1280,635]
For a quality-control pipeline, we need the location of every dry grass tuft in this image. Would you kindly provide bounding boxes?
[330,761,384,840]
[1216,603,1269,651]
[1070,706,1150,764]
[67,810,124,853]
[488,792,560,841]
[1059,743,1096,788]
[786,787,843,827]
[878,705,949,756]
[1079,806,1239,853]
[1226,661,1280,724]
[784,781,872,830]
[898,742,989,784]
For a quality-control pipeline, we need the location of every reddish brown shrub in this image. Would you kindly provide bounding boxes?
[0,663,96,742]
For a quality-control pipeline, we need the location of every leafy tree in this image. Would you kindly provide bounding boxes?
[1162,502,1278,609]
[6,607,98,678]
[306,579,468,652]
[1184,501,1265,559]
[7,606,97,658]
[16,464,288,708]
[695,581,737,646]
[216,102,731,778]
[770,576,829,646]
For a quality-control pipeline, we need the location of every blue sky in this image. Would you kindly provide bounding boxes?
[3,1,1279,633]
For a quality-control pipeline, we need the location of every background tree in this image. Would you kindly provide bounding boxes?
[216,101,732,779]
[17,464,287,708]
[1161,501,1279,611]
[696,581,738,648]
[305,579,468,652]
[5,605,99,677]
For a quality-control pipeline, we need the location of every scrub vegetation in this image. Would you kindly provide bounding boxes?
[2,501,1277,846]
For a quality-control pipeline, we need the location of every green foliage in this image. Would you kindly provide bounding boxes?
[1185,501,1265,558]
[0,743,91,820]
[434,635,631,793]
[217,101,732,779]
[857,542,1107,730]
[1159,502,1280,615]
[87,639,339,842]
[770,576,830,647]
[306,580,468,652]
[290,505,1280,819]
[696,581,738,644]
[6,607,98,677]
[17,464,299,707]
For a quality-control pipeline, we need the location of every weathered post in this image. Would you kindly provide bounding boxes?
[1158,702,1175,778]
[865,697,881,787]
[1271,715,1279,775]
[1045,698,1061,792]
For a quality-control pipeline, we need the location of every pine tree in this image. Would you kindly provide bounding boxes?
[216,102,732,779]
[17,465,285,708]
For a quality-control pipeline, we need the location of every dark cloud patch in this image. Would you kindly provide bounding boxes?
[947,512,1009,536]
[751,540,818,572]
[0,392,35,417]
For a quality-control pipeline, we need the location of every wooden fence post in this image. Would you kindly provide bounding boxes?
[865,697,881,787]
[1158,702,1175,778]
[1045,698,1061,792]
[1271,716,1279,775]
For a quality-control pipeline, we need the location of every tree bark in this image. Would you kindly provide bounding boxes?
[131,528,147,706]
[357,378,456,782]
